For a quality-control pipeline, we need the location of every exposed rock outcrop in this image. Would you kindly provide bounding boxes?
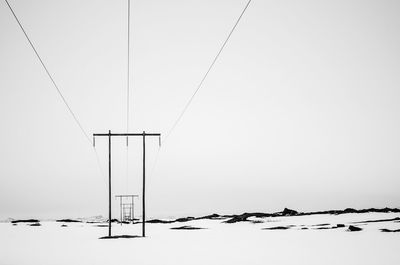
[11,219,39,224]
[347,225,362,232]
[170,226,205,230]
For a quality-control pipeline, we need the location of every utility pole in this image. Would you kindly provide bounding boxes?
[115,195,138,222]
[108,130,111,237]
[142,131,146,237]
[93,131,161,237]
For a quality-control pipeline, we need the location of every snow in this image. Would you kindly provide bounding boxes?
[1,213,399,265]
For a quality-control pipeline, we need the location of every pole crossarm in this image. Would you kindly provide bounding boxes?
[93,132,161,148]
[115,195,138,198]
[93,133,161,137]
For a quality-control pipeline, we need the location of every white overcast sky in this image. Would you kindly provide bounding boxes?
[0,0,399,219]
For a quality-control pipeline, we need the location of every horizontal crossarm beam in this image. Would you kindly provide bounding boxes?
[93,133,160,137]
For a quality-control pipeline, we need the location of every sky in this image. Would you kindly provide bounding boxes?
[0,0,399,219]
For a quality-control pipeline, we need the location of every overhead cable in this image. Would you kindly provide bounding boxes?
[4,0,91,144]
[5,0,107,179]
[164,0,252,142]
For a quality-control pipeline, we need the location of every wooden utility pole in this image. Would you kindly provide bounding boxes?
[108,130,111,236]
[115,195,138,222]
[93,131,161,237]
[142,131,146,237]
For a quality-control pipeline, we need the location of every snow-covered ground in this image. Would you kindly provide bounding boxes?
[1,212,399,265]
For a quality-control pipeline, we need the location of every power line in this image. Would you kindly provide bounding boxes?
[150,0,252,180]
[164,0,252,142]
[127,0,131,139]
[126,0,131,193]
[4,0,92,145]
[4,0,107,181]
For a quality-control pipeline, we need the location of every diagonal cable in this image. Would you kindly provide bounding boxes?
[126,0,131,193]
[164,0,252,142]
[5,0,107,181]
[127,0,131,138]
[4,0,91,144]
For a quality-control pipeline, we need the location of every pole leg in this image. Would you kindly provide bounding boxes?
[142,131,146,237]
[120,197,122,225]
[108,130,112,237]
[131,196,134,222]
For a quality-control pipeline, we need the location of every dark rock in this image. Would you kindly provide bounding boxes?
[347,225,362,232]
[281,208,298,216]
[343,208,357,214]
[175,217,195,222]
[224,213,251,223]
[147,214,226,224]
[56,219,81,223]
[99,235,140,239]
[197,214,224,220]
[29,223,41,226]
[110,219,119,223]
[314,225,343,230]
[311,223,330,227]
[170,226,205,230]
[146,219,174,224]
[224,212,273,223]
[380,228,400,233]
[352,217,400,224]
[376,207,400,213]
[61,224,68,227]
[304,207,400,216]
[263,225,293,230]
[316,227,332,230]
[11,219,39,224]
[301,227,309,230]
